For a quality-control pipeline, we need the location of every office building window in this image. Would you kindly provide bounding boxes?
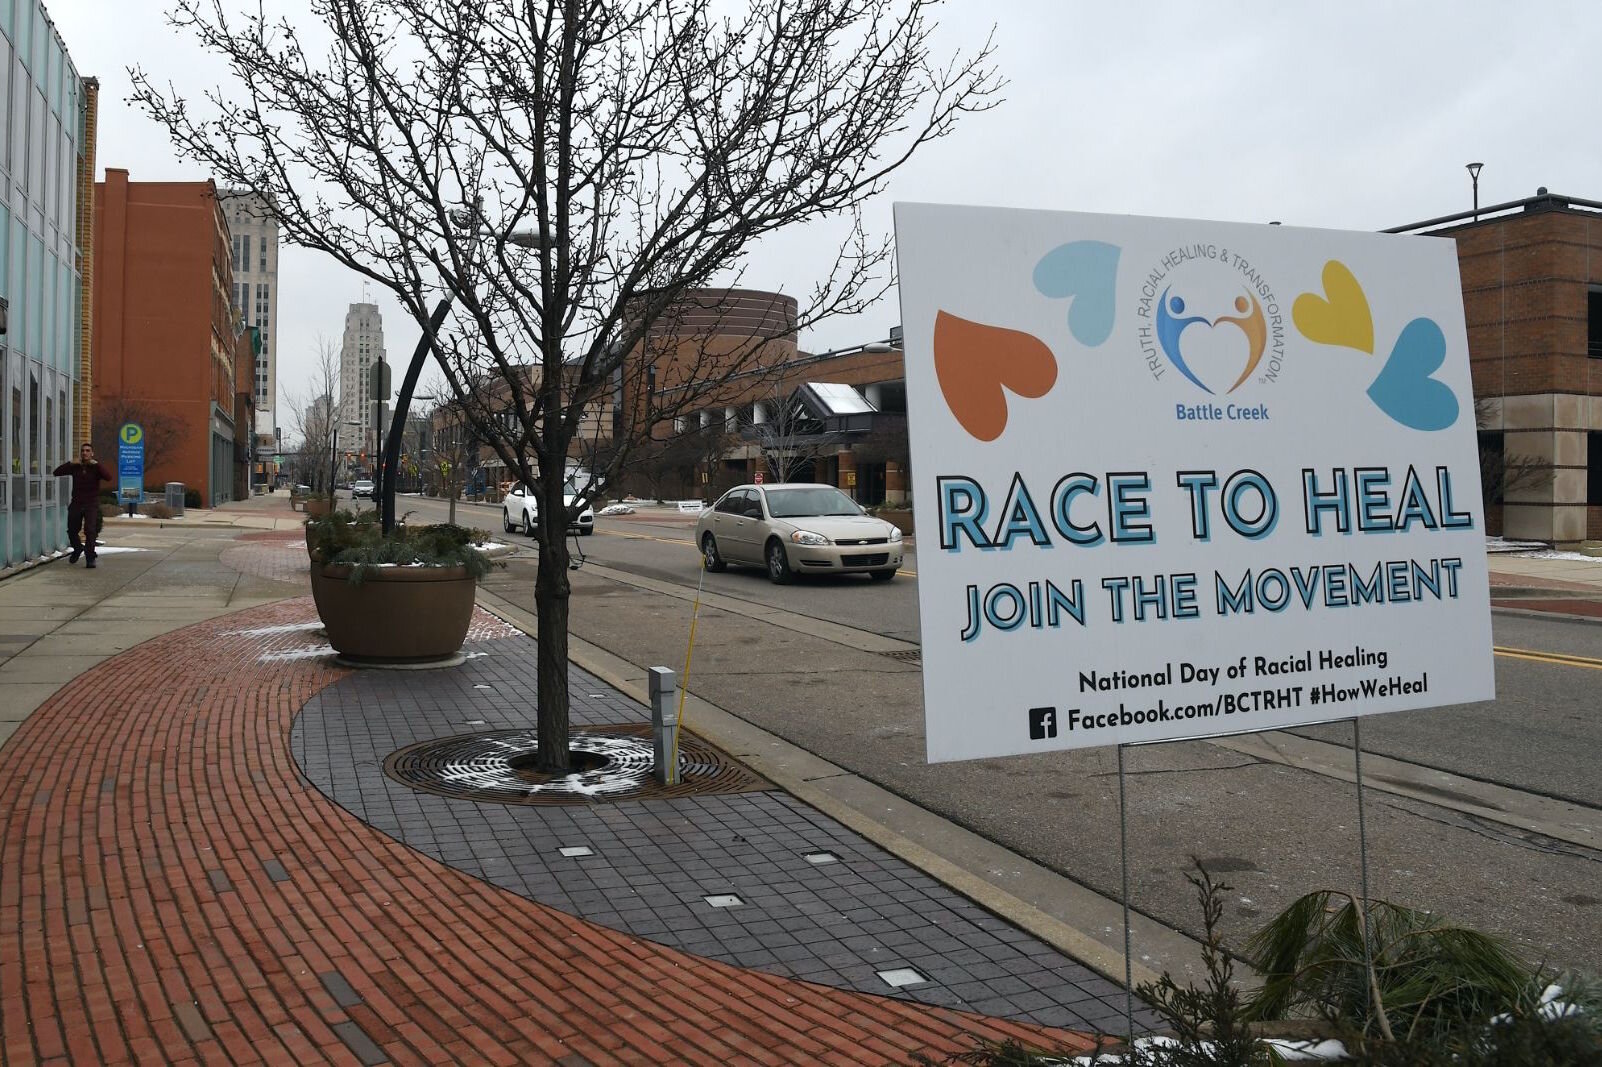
[1591,432,1602,505]
[260,237,267,272]
[241,234,250,272]
[9,358,18,476]
[28,89,42,214]
[28,365,38,475]
[1589,289,1602,358]
[0,39,9,172]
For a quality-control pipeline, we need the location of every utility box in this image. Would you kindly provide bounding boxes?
[164,482,186,516]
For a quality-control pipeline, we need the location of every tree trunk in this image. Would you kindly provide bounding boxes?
[448,487,457,525]
[533,466,573,772]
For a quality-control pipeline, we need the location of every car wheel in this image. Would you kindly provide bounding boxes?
[869,569,896,582]
[765,539,793,584]
[503,509,515,533]
[580,527,593,536]
[701,533,727,572]
[522,510,536,537]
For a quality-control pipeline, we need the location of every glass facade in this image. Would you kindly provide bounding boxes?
[0,1,82,567]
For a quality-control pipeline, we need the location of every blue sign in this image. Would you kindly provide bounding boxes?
[117,422,145,501]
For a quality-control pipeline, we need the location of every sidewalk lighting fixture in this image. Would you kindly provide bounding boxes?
[1466,162,1484,221]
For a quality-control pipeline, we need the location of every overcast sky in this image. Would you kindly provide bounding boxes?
[47,1,1602,432]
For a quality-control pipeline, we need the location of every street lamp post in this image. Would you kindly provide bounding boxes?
[1466,162,1484,221]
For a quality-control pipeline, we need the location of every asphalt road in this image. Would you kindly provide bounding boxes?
[396,493,1602,977]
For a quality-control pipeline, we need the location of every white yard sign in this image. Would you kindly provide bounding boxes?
[894,205,1494,762]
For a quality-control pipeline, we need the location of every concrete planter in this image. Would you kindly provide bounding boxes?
[309,564,476,663]
[303,496,335,518]
[875,508,913,535]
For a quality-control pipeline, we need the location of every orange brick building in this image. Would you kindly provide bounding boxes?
[625,288,909,503]
[1398,190,1602,543]
[92,171,241,506]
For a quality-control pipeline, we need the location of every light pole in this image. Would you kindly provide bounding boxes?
[1466,162,1484,221]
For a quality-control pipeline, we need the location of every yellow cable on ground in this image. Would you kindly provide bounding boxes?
[670,552,708,776]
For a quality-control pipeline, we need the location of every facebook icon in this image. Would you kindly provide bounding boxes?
[1028,707,1058,740]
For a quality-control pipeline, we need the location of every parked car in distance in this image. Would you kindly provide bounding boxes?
[695,483,902,584]
[502,483,595,536]
[351,478,375,499]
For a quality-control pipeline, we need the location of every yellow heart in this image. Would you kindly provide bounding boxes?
[1293,260,1374,354]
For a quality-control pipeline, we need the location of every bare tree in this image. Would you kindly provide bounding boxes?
[749,388,831,485]
[420,387,478,526]
[626,430,706,502]
[1474,397,1550,514]
[91,400,187,490]
[282,339,342,497]
[131,0,1000,771]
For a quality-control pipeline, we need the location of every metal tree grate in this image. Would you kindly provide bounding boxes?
[384,723,769,806]
[877,648,922,664]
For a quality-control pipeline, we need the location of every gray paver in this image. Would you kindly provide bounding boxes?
[291,628,1159,1031]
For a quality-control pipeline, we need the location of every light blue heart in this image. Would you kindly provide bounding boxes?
[1366,317,1459,431]
[1033,241,1120,347]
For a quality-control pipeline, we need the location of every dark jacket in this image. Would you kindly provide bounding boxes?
[52,461,113,506]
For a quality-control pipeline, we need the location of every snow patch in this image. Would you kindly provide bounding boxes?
[223,621,324,637]
[92,546,147,555]
[1073,1036,1349,1064]
[1504,548,1602,563]
[259,645,335,662]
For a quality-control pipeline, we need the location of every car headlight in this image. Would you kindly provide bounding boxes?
[790,530,830,546]
[888,525,903,541]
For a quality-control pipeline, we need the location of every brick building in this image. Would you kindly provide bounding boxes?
[1393,190,1602,544]
[233,325,259,501]
[92,171,241,506]
[425,364,612,499]
[625,288,907,504]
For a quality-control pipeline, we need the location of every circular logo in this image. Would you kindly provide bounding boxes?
[1135,244,1287,395]
[119,423,144,445]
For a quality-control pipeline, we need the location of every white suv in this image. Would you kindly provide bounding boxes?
[502,484,595,537]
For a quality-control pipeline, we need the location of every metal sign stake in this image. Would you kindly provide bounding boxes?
[1352,716,1376,1010]
[1117,741,1135,1049]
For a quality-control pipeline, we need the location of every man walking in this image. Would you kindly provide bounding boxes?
[53,443,112,568]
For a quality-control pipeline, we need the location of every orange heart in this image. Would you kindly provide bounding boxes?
[933,311,1058,442]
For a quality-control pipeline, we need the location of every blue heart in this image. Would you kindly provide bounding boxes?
[1033,241,1121,347]
[1366,317,1460,431]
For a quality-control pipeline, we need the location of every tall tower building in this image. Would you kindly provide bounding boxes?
[219,190,278,444]
[338,302,386,456]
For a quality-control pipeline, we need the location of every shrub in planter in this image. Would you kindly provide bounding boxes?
[304,511,498,662]
[141,502,175,519]
[306,511,494,582]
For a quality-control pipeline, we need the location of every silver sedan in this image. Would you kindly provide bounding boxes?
[695,483,904,583]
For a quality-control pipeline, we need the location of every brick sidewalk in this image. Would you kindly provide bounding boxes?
[0,599,1101,1065]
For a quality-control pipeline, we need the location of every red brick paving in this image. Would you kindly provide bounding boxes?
[1487,570,1602,594]
[0,599,1099,1065]
[219,541,312,586]
[1492,597,1602,620]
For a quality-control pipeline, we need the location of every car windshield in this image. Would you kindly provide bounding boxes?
[764,487,862,518]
